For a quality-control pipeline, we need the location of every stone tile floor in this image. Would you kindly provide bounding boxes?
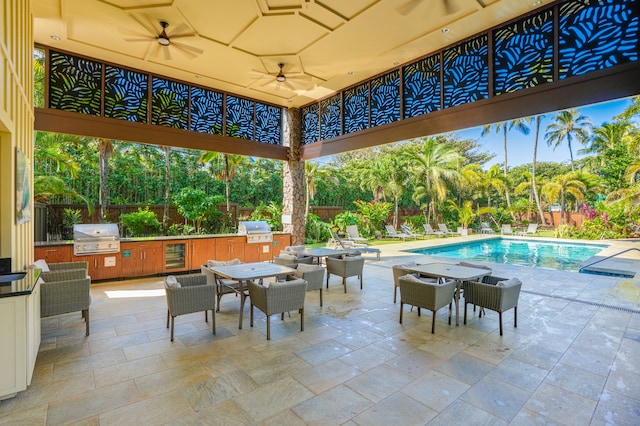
[1,237,639,425]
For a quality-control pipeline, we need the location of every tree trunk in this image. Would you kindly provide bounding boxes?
[98,139,112,223]
[393,196,399,229]
[532,116,546,225]
[567,135,575,172]
[503,127,511,208]
[163,146,171,229]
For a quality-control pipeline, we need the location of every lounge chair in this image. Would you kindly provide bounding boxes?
[501,224,513,235]
[480,222,495,234]
[385,224,408,240]
[329,229,381,260]
[423,223,444,237]
[437,223,459,236]
[400,224,421,239]
[346,225,368,244]
[517,223,538,236]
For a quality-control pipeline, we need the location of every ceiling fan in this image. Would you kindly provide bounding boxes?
[397,0,460,16]
[250,63,311,91]
[124,19,203,60]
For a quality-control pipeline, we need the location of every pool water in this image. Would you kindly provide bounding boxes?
[407,239,607,272]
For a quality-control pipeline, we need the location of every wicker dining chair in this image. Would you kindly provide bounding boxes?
[399,275,457,333]
[325,256,365,293]
[287,263,325,306]
[40,267,92,336]
[164,274,216,342]
[248,278,307,340]
[463,276,522,335]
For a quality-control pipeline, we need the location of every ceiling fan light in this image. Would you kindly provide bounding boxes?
[158,36,170,46]
[276,75,286,82]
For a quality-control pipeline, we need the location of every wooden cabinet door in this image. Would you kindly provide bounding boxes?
[190,238,215,270]
[272,234,291,252]
[121,242,163,277]
[34,245,73,263]
[214,237,245,261]
[244,243,272,262]
[80,254,121,281]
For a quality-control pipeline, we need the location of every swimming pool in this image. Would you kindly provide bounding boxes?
[406,238,607,272]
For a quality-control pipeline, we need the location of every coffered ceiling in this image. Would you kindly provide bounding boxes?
[33,0,553,108]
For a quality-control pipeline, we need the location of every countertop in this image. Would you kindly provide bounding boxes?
[0,269,39,298]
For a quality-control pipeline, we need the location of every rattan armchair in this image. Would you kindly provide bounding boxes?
[325,256,365,293]
[392,261,417,303]
[463,276,522,335]
[399,275,457,333]
[164,274,216,342]
[287,263,325,306]
[248,278,307,340]
[40,267,92,336]
[201,259,243,311]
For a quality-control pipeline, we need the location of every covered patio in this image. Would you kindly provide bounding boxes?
[1,238,639,424]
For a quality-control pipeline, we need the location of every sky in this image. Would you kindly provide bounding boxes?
[457,97,634,169]
[313,96,636,168]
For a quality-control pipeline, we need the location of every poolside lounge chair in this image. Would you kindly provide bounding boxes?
[501,224,513,235]
[329,229,381,260]
[400,224,421,239]
[385,224,408,240]
[517,223,538,236]
[346,225,369,244]
[480,222,495,234]
[437,223,459,236]
[423,223,444,237]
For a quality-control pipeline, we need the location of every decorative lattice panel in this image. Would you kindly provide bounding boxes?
[226,96,255,139]
[320,94,342,140]
[493,9,554,95]
[343,83,369,134]
[443,35,489,108]
[403,54,441,118]
[371,70,400,127]
[104,65,148,123]
[49,51,102,115]
[151,77,189,129]
[301,103,320,144]
[559,0,640,79]
[190,87,223,134]
[256,103,282,144]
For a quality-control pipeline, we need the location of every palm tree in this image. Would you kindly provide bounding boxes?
[545,109,592,172]
[530,115,546,225]
[541,172,586,224]
[304,161,336,220]
[198,152,244,215]
[481,119,530,207]
[407,137,463,223]
[160,145,172,229]
[97,138,114,222]
[480,165,508,208]
[380,152,410,228]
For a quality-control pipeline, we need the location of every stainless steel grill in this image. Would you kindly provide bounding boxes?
[238,221,273,244]
[73,224,121,255]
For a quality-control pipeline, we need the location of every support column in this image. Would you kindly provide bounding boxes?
[282,108,305,245]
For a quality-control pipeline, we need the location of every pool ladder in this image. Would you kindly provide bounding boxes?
[578,247,640,274]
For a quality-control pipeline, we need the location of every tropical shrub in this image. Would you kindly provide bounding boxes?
[354,199,392,235]
[305,213,331,244]
[173,188,224,234]
[251,201,282,231]
[120,207,161,237]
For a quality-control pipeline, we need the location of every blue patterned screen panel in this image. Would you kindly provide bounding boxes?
[226,95,255,139]
[104,65,148,123]
[151,77,188,129]
[443,35,489,108]
[256,102,282,144]
[370,70,400,127]
[403,54,441,118]
[343,83,369,134]
[493,9,554,95]
[49,51,102,115]
[559,0,639,79]
[301,103,319,144]
[190,87,223,134]
[320,94,342,140]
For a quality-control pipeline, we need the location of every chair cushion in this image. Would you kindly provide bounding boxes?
[401,274,438,285]
[278,253,296,262]
[165,275,181,289]
[207,258,242,267]
[34,259,50,272]
[458,261,490,270]
[294,263,320,278]
[394,261,417,269]
[496,278,522,288]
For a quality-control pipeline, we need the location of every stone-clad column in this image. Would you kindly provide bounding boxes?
[282,108,305,245]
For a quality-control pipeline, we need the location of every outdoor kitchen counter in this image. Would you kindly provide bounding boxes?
[34,232,291,246]
[0,269,39,298]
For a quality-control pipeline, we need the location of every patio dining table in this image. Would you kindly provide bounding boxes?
[405,262,492,326]
[288,247,349,265]
[204,262,296,329]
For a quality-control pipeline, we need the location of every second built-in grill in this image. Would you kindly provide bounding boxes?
[238,221,273,244]
[73,224,121,255]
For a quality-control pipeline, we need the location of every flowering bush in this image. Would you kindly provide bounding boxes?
[354,199,392,235]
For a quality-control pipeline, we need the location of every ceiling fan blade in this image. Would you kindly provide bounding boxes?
[249,69,271,78]
[286,74,311,82]
[443,0,461,15]
[397,0,423,15]
[171,40,203,55]
[282,80,296,91]
[260,78,276,87]
[167,23,190,37]
[131,14,160,37]
[124,37,155,42]
[162,45,171,60]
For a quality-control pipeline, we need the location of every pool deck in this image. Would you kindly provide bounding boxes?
[2,235,638,424]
